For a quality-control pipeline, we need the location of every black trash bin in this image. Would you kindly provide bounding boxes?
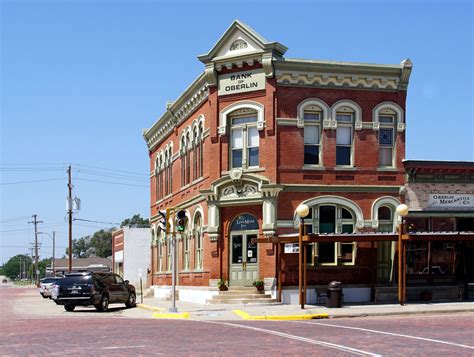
[326,281,343,308]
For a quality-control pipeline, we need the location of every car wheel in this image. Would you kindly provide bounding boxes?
[41,293,48,299]
[125,292,136,308]
[95,294,109,312]
[64,304,75,312]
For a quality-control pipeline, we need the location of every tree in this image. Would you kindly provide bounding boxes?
[121,214,149,228]
[2,254,32,280]
[67,229,113,259]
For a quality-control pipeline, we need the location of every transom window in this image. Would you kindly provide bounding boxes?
[303,106,321,165]
[230,110,259,169]
[336,108,354,166]
[378,109,396,167]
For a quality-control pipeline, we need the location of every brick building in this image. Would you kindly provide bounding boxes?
[143,20,413,303]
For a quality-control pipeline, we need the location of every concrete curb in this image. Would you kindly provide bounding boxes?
[328,308,474,319]
[152,312,190,319]
[233,309,329,320]
[137,303,165,312]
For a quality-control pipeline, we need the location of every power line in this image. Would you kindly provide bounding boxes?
[0,216,30,223]
[0,178,64,185]
[73,163,148,177]
[73,168,149,182]
[75,177,149,187]
[73,218,120,225]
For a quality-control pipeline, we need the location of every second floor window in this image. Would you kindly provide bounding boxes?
[303,107,321,165]
[230,111,259,169]
[336,110,354,166]
[378,111,396,167]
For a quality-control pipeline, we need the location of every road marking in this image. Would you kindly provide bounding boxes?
[102,345,147,350]
[202,320,380,356]
[294,321,474,350]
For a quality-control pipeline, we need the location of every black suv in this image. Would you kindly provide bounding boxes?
[55,272,136,312]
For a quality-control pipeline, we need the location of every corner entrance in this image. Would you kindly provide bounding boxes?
[229,214,259,286]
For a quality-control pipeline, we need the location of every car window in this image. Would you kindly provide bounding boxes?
[115,275,124,284]
[100,274,115,285]
[41,278,58,284]
[61,275,92,285]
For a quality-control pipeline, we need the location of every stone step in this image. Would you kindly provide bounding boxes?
[210,294,272,300]
[206,298,279,305]
[227,287,259,291]
[218,290,264,295]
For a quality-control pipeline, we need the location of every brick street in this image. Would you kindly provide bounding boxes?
[1,286,473,356]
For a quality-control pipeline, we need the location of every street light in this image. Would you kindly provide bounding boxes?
[396,204,409,305]
[38,231,55,277]
[296,203,309,309]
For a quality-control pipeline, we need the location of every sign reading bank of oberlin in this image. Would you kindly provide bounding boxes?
[218,68,266,96]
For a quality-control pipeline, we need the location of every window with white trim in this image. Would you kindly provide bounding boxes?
[166,239,172,272]
[378,110,396,167]
[157,238,163,272]
[194,213,203,270]
[336,109,354,166]
[230,109,259,169]
[303,106,321,165]
[183,231,191,271]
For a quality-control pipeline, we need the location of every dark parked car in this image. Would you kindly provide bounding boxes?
[55,272,136,312]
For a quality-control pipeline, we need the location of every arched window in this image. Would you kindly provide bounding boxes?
[180,136,186,187]
[198,121,203,178]
[303,204,356,266]
[194,213,203,270]
[378,109,396,167]
[186,132,191,184]
[229,108,259,169]
[378,206,394,232]
[336,107,354,166]
[166,237,172,272]
[303,105,322,166]
[157,231,164,272]
[193,126,198,181]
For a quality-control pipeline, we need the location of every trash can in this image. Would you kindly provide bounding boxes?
[326,281,343,308]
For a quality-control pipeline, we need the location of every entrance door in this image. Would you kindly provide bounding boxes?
[230,232,258,286]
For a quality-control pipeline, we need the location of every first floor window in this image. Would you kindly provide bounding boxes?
[157,242,163,272]
[194,213,203,270]
[183,233,190,271]
[167,241,172,271]
[305,205,356,265]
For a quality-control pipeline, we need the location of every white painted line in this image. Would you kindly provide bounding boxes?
[102,345,147,350]
[202,320,381,356]
[294,321,474,350]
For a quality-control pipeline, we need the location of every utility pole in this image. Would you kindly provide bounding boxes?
[28,214,43,287]
[67,165,73,272]
[52,231,56,276]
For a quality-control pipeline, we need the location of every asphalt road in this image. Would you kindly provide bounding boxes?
[1,286,473,356]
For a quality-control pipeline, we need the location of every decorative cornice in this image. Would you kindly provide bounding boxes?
[274,58,412,91]
[143,73,209,151]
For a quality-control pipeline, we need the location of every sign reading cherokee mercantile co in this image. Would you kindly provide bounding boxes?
[428,194,474,208]
[218,68,266,96]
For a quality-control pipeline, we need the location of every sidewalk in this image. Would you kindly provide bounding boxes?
[137,296,474,320]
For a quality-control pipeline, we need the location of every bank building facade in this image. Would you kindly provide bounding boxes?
[143,20,415,304]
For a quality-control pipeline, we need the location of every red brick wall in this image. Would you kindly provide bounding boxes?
[148,71,407,287]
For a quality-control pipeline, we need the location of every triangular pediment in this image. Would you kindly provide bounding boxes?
[198,20,287,64]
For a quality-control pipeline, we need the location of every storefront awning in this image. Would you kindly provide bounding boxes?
[408,210,474,218]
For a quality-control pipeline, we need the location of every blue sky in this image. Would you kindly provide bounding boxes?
[1,0,473,264]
